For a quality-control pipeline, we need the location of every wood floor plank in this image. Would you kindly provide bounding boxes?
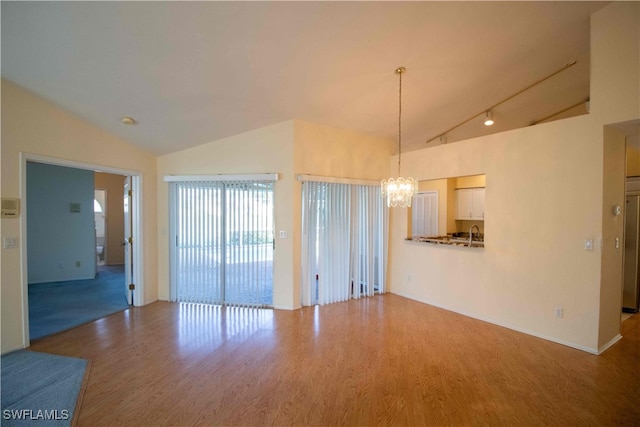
[29,294,640,426]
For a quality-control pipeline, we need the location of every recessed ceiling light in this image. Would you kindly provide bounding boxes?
[121,116,137,125]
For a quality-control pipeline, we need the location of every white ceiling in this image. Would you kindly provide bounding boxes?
[1,1,610,155]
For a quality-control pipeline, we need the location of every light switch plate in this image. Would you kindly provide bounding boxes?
[3,237,18,249]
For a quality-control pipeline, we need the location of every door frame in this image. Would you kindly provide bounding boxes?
[19,152,145,346]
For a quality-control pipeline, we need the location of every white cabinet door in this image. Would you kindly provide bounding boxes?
[456,189,472,220]
[471,188,485,220]
[456,188,485,221]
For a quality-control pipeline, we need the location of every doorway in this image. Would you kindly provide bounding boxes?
[606,119,640,327]
[19,153,144,345]
[95,189,106,266]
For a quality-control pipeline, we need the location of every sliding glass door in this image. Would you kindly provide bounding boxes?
[301,180,386,306]
[169,180,274,307]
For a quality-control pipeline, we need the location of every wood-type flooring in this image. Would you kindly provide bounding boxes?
[29,294,640,426]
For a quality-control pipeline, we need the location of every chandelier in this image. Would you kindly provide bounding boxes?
[381,67,417,208]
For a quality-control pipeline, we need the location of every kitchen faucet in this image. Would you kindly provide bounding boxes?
[469,224,480,245]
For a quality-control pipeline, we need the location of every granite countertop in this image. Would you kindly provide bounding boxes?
[409,235,485,248]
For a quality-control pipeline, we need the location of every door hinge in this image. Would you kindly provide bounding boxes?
[128,236,133,244]
[129,283,135,290]
[128,189,132,197]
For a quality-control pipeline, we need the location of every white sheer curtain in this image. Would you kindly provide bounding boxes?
[301,178,386,306]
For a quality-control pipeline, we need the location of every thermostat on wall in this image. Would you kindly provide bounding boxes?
[1,198,20,218]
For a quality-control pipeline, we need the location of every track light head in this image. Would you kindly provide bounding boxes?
[484,111,494,126]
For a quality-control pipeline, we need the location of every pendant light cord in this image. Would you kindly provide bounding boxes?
[397,67,403,177]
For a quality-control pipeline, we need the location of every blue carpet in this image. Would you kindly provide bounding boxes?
[29,266,129,340]
[1,350,88,426]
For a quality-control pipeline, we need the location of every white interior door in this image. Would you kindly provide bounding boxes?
[124,176,133,305]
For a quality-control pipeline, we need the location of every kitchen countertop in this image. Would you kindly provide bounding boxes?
[408,235,485,248]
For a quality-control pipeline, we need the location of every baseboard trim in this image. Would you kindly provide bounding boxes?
[391,290,600,355]
[28,275,97,285]
[1,344,27,356]
[272,305,296,311]
[598,334,622,354]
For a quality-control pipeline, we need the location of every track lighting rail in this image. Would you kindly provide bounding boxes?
[425,60,577,144]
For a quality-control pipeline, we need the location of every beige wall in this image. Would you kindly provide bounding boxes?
[455,175,486,189]
[389,117,605,352]
[157,121,296,309]
[157,120,394,310]
[293,121,393,182]
[599,126,626,348]
[292,121,394,307]
[387,2,639,353]
[628,143,640,177]
[94,172,126,265]
[1,80,158,353]
[590,2,640,124]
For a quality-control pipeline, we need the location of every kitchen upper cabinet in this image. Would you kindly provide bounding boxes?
[456,188,485,220]
[471,188,485,220]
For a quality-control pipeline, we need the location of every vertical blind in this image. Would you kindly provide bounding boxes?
[301,180,386,306]
[169,179,274,308]
[412,191,438,237]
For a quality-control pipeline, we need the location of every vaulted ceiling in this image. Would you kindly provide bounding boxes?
[1,1,609,155]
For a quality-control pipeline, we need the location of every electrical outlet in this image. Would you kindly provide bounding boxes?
[555,307,563,319]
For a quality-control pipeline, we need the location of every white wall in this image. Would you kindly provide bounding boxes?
[26,162,97,283]
[387,2,639,353]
